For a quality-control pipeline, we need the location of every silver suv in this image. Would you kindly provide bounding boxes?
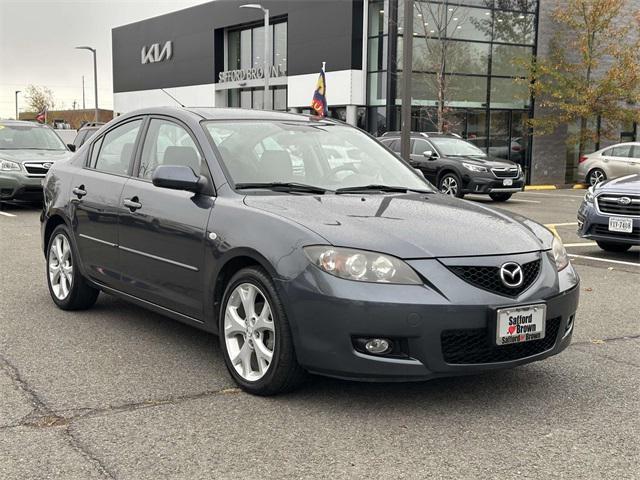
[577,142,640,186]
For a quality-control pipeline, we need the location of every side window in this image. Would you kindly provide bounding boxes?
[412,139,431,155]
[611,145,632,158]
[73,130,87,148]
[632,146,640,159]
[138,119,202,180]
[88,136,103,167]
[92,120,142,175]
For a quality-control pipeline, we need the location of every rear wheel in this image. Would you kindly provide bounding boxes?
[439,173,464,198]
[46,225,99,310]
[587,168,606,186]
[219,266,305,395]
[596,241,631,252]
[489,192,513,202]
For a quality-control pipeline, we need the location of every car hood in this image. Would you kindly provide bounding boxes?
[244,193,552,258]
[596,174,640,194]
[0,149,71,164]
[446,155,519,168]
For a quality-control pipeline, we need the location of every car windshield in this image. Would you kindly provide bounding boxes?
[429,137,486,157]
[0,124,66,150]
[203,121,433,192]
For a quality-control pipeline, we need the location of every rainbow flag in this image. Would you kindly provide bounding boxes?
[310,65,328,117]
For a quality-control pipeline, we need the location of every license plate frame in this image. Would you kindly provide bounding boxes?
[608,216,633,233]
[495,304,546,346]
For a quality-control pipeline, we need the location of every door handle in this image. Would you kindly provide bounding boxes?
[72,185,87,199]
[123,197,142,211]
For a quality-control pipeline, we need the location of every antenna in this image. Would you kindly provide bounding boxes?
[160,88,185,107]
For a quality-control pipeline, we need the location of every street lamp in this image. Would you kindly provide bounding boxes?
[75,46,98,122]
[240,3,271,110]
[14,90,20,120]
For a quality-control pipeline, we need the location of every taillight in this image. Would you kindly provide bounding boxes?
[579,155,588,163]
[512,145,521,152]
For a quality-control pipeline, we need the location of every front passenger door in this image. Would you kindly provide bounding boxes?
[117,117,214,319]
[411,139,439,183]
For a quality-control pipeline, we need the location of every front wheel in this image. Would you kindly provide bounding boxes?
[439,173,464,198]
[489,192,513,202]
[219,266,305,395]
[596,241,631,252]
[46,225,99,310]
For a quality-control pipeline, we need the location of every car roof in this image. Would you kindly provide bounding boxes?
[380,131,460,139]
[116,106,340,124]
[0,119,49,128]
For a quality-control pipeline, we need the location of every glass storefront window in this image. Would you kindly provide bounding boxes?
[240,29,251,70]
[368,36,388,72]
[252,26,264,69]
[494,0,537,13]
[447,75,488,107]
[369,0,387,36]
[491,44,532,76]
[273,22,287,72]
[448,7,492,42]
[445,41,489,75]
[489,77,529,108]
[240,89,252,109]
[273,87,287,111]
[368,72,387,106]
[493,11,535,44]
[228,30,241,71]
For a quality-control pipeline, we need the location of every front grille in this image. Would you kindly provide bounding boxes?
[592,225,640,239]
[23,162,51,177]
[448,259,540,297]
[597,195,640,216]
[491,167,519,178]
[441,317,561,364]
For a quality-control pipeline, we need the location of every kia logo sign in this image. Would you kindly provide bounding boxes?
[141,41,173,64]
[499,262,524,288]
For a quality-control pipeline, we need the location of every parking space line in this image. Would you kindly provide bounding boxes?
[0,211,16,217]
[547,222,578,227]
[563,242,597,247]
[510,198,541,204]
[568,254,640,267]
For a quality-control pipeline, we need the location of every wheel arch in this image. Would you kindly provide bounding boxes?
[436,168,460,185]
[43,214,68,254]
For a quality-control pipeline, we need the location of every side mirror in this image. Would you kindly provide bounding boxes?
[423,150,434,159]
[67,144,76,152]
[152,165,206,193]
[414,168,426,179]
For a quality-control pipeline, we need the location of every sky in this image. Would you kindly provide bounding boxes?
[0,0,210,119]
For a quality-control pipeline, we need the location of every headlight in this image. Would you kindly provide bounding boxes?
[304,246,422,284]
[0,159,21,171]
[551,236,570,271]
[517,164,523,176]
[462,162,487,173]
[584,186,595,204]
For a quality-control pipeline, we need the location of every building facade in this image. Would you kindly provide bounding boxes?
[112,0,637,185]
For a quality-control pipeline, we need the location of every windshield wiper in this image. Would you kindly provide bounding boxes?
[235,182,329,194]
[335,184,432,194]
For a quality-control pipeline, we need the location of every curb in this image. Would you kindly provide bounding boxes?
[524,184,587,191]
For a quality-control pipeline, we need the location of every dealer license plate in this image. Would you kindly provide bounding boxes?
[503,178,513,186]
[608,217,633,233]
[496,304,546,346]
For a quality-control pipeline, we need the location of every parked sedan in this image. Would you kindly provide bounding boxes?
[577,142,640,186]
[380,133,524,201]
[41,107,579,395]
[0,120,72,201]
[578,174,640,251]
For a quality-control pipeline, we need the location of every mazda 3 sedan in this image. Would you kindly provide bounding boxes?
[41,107,579,395]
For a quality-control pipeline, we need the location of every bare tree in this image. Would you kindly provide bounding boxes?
[24,85,55,113]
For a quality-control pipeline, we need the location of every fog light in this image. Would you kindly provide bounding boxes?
[364,338,391,354]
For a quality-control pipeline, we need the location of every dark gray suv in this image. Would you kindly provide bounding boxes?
[41,107,579,395]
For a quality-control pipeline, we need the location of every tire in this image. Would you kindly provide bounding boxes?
[438,172,464,198]
[219,266,306,395]
[587,168,606,186]
[596,241,631,252]
[489,193,513,202]
[46,225,99,310]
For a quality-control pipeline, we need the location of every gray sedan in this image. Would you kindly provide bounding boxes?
[577,142,640,186]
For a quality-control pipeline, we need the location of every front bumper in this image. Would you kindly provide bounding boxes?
[460,172,524,195]
[277,253,579,381]
[0,172,44,200]
[577,201,640,245]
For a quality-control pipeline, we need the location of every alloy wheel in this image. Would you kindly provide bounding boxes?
[589,170,605,186]
[48,233,73,300]
[224,283,275,382]
[440,176,459,196]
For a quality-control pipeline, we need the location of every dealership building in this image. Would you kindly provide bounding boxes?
[112,0,638,185]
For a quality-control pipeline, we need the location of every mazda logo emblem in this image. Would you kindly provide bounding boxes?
[499,262,524,288]
[618,196,631,205]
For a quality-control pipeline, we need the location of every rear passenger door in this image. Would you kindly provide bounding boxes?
[629,145,640,174]
[70,118,143,288]
[117,116,214,319]
[601,145,632,178]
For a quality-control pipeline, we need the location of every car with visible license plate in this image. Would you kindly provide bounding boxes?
[379,132,525,201]
[577,173,640,251]
[0,120,72,201]
[41,107,579,395]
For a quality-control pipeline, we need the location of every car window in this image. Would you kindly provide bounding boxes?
[82,128,98,146]
[89,137,103,167]
[632,146,640,159]
[412,139,432,155]
[91,119,142,175]
[428,137,486,157]
[138,119,202,180]
[610,145,632,158]
[0,124,67,150]
[73,130,87,147]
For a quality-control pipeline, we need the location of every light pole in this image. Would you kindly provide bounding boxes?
[400,0,413,162]
[240,3,271,110]
[14,90,20,120]
[76,46,98,122]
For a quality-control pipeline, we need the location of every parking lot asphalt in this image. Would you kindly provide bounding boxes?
[1,190,638,480]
